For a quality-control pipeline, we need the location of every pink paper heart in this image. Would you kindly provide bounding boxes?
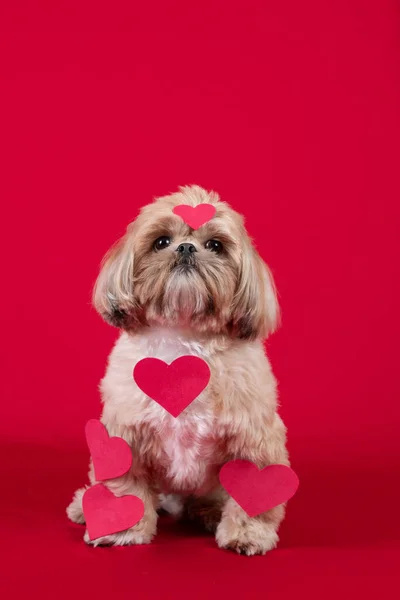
[83,484,144,541]
[173,204,216,229]
[85,419,132,481]
[219,461,299,517]
[133,356,211,417]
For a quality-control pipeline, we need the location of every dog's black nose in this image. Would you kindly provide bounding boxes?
[177,243,197,255]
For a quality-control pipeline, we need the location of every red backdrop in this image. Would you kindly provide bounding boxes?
[1,1,399,598]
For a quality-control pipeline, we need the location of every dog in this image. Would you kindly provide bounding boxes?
[67,185,289,555]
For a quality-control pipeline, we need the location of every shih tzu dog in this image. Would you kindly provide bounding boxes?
[67,185,289,555]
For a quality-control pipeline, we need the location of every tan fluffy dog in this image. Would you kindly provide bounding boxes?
[67,185,289,555]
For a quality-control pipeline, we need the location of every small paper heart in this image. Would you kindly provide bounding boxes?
[173,204,216,229]
[219,461,299,517]
[85,419,132,481]
[82,484,145,541]
[133,356,211,417]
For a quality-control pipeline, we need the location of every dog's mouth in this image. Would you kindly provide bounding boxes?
[173,258,197,272]
[173,264,196,276]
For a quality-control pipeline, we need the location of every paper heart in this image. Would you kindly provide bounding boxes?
[133,356,211,417]
[85,419,132,481]
[83,483,145,541]
[173,204,216,229]
[219,461,299,517]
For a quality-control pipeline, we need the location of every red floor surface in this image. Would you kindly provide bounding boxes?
[1,1,400,598]
[3,444,399,598]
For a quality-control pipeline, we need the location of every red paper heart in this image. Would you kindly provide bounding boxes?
[219,461,299,517]
[173,204,216,229]
[85,419,132,481]
[83,484,144,541]
[133,356,211,417]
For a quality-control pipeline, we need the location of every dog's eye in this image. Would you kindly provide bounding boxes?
[153,236,172,251]
[205,239,223,253]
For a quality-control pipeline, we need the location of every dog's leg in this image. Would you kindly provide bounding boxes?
[216,500,285,555]
[66,486,87,524]
[67,459,158,546]
[216,414,289,555]
[84,473,158,546]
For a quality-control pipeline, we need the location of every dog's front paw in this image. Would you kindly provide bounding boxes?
[83,511,157,547]
[216,517,279,556]
[84,528,154,547]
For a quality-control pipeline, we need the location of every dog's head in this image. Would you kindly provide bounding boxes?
[93,185,279,340]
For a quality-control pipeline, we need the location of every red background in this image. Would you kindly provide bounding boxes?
[1,1,399,597]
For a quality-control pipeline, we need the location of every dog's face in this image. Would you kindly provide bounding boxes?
[93,186,279,340]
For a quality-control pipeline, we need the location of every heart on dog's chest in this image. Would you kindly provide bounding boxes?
[133,356,211,417]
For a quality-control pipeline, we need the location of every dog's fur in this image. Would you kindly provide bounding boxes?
[67,185,289,555]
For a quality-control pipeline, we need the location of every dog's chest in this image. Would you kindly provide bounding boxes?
[136,328,219,491]
[158,412,217,492]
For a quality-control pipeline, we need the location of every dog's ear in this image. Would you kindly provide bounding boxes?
[92,226,136,328]
[230,240,280,340]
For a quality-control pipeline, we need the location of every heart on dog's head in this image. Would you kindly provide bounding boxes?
[173,204,216,229]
